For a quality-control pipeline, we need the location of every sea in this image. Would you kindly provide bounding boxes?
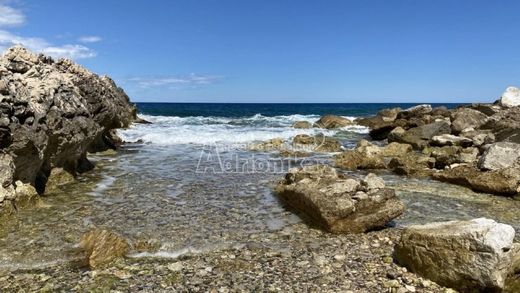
[3,102,520,270]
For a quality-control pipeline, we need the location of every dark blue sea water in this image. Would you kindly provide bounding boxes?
[136,103,464,118]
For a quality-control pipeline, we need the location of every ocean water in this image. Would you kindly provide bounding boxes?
[4,102,520,270]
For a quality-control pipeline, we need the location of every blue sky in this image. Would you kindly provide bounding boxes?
[1,0,519,103]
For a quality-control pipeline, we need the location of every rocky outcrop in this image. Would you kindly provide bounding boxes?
[500,86,520,108]
[275,165,404,233]
[394,218,520,292]
[313,115,353,129]
[79,229,130,269]
[0,46,136,213]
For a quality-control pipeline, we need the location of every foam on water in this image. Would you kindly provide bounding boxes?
[118,114,368,146]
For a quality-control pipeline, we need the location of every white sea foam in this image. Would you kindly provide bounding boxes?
[118,114,368,146]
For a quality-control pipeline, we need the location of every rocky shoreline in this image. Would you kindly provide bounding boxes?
[2,46,520,292]
[0,46,136,216]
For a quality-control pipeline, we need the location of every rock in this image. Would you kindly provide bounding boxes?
[292,121,312,129]
[276,149,310,158]
[275,165,404,233]
[500,86,520,108]
[362,173,385,190]
[44,168,75,194]
[134,117,152,124]
[292,134,314,145]
[431,134,472,147]
[433,165,520,195]
[248,138,284,151]
[472,104,500,116]
[388,121,452,150]
[13,181,39,206]
[394,218,520,292]
[79,229,130,269]
[380,143,413,157]
[388,153,435,178]
[313,115,353,129]
[397,104,432,120]
[356,108,401,140]
[478,142,520,171]
[293,134,343,152]
[0,46,136,207]
[450,108,488,134]
[334,149,386,170]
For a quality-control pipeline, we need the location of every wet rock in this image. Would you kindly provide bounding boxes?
[293,134,342,152]
[362,173,385,190]
[275,165,404,233]
[292,121,311,129]
[248,138,284,151]
[450,108,488,134]
[292,134,314,145]
[334,149,386,170]
[500,86,520,108]
[134,117,152,124]
[388,121,452,150]
[79,229,130,269]
[478,142,520,171]
[45,168,75,194]
[313,115,353,129]
[430,134,472,147]
[356,108,401,140]
[394,218,520,292]
[276,149,310,158]
[13,181,39,206]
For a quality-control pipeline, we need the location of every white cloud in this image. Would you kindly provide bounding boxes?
[0,30,96,59]
[0,5,25,27]
[78,35,102,43]
[128,74,223,88]
[0,4,96,60]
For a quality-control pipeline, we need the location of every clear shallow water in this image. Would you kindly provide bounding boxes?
[1,102,519,271]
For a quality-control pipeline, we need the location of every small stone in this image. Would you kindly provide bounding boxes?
[334,254,346,261]
[405,285,416,292]
[167,262,183,272]
[384,280,400,288]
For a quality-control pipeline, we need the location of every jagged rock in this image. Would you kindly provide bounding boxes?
[472,104,501,116]
[450,108,488,134]
[292,121,312,129]
[481,107,520,143]
[0,46,136,205]
[356,108,401,140]
[397,104,432,120]
[313,115,353,129]
[275,165,404,233]
[388,121,451,150]
[478,142,520,171]
[394,218,520,292]
[433,165,520,195]
[248,138,284,151]
[500,86,520,108]
[79,229,130,269]
[362,173,385,190]
[431,134,472,147]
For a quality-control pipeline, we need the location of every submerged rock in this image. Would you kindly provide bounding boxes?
[313,115,353,129]
[275,165,404,233]
[44,168,75,194]
[248,138,285,151]
[292,121,311,129]
[394,218,520,292]
[79,229,130,269]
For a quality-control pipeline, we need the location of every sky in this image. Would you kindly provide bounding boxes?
[0,0,519,103]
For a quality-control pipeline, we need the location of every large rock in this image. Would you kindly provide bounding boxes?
[275,165,404,233]
[430,134,472,147]
[478,142,520,171]
[397,104,432,120]
[450,108,488,134]
[433,165,520,195]
[500,86,520,108]
[394,218,520,292]
[79,229,130,269]
[388,121,452,149]
[292,121,311,129]
[0,46,136,207]
[313,115,353,129]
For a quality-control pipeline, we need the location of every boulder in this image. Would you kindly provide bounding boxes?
[292,121,312,129]
[79,229,130,269]
[275,165,404,233]
[313,115,353,129]
[44,168,75,194]
[478,142,520,171]
[388,121,452,150]
[431,134,473,147]
[388,153,435,178]
[397,104,432,120]
[394,218,520,292]
[500,86,520,108]
[433,165,520,195]
[450,108,488,134]
[380,142,413,157]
